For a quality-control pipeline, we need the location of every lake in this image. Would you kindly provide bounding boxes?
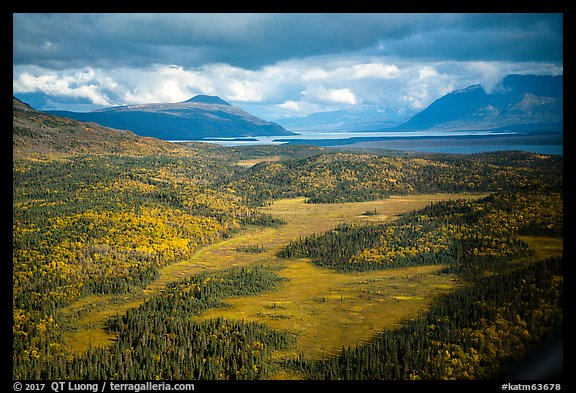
[170,129,563,155]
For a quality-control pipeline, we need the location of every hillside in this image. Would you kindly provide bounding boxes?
[395,74,563,132]
[13,97,181,157]
[47,95,295,140]
[233,151,563,205]
[13,98,287,339]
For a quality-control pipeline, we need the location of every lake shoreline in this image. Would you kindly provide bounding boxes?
[330,132,563,155]
[171,130,563,155]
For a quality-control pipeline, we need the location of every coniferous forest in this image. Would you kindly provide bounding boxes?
[12,100,563,380]
[282,192,563,379]
[279,192,562,272]
[289,255,562,380]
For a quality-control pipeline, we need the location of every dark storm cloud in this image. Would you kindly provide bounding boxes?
[13,13,190,69]
[377,13,563,62]
[14,13,399,69]
[13,13,563,70]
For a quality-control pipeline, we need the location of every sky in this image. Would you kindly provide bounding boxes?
[13,13,563,120]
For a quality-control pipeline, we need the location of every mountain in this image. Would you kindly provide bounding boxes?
[47,95,295,140]
[395,74,563,132]
[277,105,416,131]
[185,95,231,106]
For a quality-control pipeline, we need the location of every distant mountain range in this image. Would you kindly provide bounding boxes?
[48,95,295,140]
[276,105,416,131]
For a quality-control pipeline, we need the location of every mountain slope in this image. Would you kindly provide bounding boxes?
[395,74,563,132]
[13,97,181,157]
[48,95,294,140]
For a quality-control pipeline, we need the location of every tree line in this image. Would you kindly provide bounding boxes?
[13,266,293,380]
[232,150,562,205]
[279,191,562,272]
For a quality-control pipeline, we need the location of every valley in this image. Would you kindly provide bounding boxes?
[12,98,563,380]
[60,194,483,357]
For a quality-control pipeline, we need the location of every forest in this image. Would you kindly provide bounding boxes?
[13,189,563,380]
[231,150,562,204]
[289,254,562,379]
[279,191,563,379]
[15,266,293,379]
[279,191,562,272]
[12,102,563,380]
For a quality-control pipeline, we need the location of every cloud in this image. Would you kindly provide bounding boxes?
[13,56,563,119]
[13,13,563,71]
[303,86,357,105]
[277,100,302,112]
[373,14,563,63]
[272,100,335,118]
[13,14,563,119]
[419,66,438,80]
[352,63,400,79]
[464,62,509,94]
[400,66,446,109]
[13,66,112,106]
[299,62,400,82]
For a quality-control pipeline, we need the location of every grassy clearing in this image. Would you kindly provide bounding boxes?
[520,236,563,260]
[199,260,455,361]
[61,193,485,355]
[235,156,282,167]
